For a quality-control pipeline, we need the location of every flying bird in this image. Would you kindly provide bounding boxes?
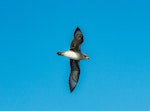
[57,27,89,92]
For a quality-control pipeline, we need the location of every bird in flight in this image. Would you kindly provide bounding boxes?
[57,27,89,92]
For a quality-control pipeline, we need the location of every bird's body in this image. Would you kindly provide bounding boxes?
[57,27,89,92]
[57,50,88,60]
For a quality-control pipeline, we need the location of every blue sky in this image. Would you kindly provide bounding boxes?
[0,0,150,111]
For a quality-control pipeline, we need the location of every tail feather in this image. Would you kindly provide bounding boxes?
[57,52,63,56]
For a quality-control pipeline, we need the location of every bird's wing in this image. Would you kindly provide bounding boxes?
[70,27,84,51]
[69,59,80,92]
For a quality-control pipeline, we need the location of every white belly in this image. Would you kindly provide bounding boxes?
[63,50,80,60]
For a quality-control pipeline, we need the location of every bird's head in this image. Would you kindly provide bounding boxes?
[82,54,90,60]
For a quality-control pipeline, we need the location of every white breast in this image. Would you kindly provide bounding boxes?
[63,50,80,60]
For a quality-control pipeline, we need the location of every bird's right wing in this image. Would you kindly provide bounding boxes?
[70,27,84,51]
[69,59,80,92]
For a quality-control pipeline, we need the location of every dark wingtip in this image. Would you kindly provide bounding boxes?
[69,78,76,93]
[75,27,80,31]
[74,27,81,36]
[70,87,75,93]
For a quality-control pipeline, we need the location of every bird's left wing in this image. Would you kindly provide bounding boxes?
[69,59,80,92]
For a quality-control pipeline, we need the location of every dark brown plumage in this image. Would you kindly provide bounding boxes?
[69,27,83,92]
[57,27,89,92]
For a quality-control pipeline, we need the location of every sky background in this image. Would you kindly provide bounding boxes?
[0,0,150,111]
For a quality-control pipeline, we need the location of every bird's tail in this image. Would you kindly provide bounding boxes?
[57,52,64,56]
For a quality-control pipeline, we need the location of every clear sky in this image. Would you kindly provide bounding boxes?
[0,0,150,111]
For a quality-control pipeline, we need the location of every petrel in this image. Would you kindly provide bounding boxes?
[57,27,89,92]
